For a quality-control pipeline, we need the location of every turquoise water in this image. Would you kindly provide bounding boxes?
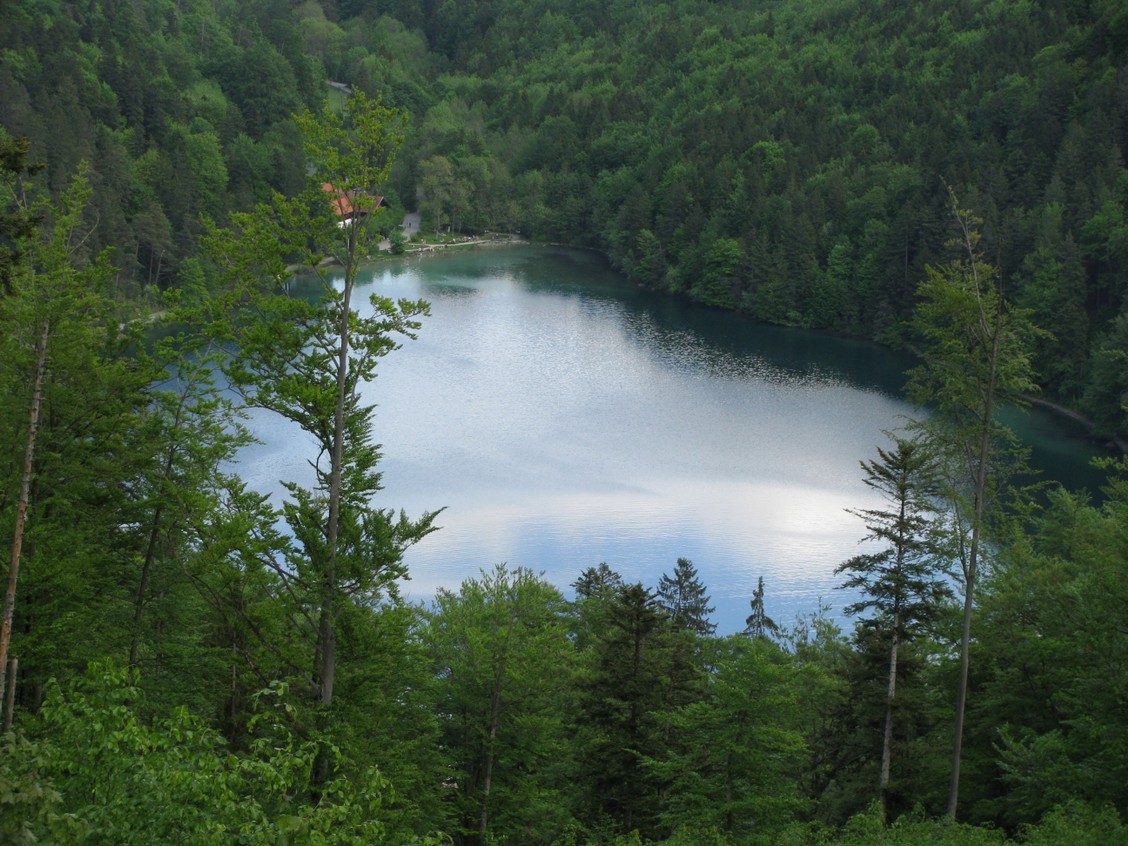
[235,246,1109,634]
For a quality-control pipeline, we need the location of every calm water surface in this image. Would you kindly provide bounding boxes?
[236,246,1108,634]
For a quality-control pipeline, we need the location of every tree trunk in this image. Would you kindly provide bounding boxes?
[130,391,188,682]
[312,198,360,793]
[129,504,164,682]
[880,611,900,816]
[317,197,360,706]
[479,659,505,842]
[946,262,1002,819]
[0,319,49,712]
[3,658,17,732]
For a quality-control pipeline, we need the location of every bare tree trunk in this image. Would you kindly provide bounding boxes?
[946,261,1002,819]
[129,504,164,681]
[880,611,900,816]
[3,658,17,730]
[479,660,505,841]
[3,658,17,732]
[0,319,49,713]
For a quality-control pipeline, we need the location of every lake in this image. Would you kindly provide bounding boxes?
[235,245,1109,635]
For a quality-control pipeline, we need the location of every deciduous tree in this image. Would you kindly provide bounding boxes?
[202,92,440,779]
[426,565,575,845]
[906,198,1040,818]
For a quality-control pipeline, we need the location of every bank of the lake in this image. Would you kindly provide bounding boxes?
[387,231,1124,454]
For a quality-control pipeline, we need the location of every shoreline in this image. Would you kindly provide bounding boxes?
[297,233,528,275]
[328,234,1128,455]
[1024,394,1128,454]
[400,233,528,255]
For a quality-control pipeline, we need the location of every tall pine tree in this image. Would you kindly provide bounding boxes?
[835,436,950,815]
[657,557,716,637]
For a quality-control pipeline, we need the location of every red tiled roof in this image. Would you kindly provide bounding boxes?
[321,183,385,218]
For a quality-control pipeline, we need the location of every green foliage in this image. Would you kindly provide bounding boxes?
[656,557,716,637]
[0,731,84,845]
[1082,312,1128,440]
[574,582,673,839]
[426,564,577,844]
[1018,803,1128,846]
[649,636,809,844]
[906,202,1043,817]
[3,666,446,844]
[837,438,949,624]
[202,92,436,677]
[743,575,779,640]
[836,803,1007,845]
[0,163,171,711]
[831,437,952,817]
[6,0,1127,444]
[3,1,1128,842]
[0,131,43,296]
[973,466,1128,828]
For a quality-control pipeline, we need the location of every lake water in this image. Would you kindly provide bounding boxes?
[235,245,1109,635]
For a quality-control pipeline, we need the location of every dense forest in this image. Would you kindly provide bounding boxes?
[3,0,1128,437]
[2,0,1128,843]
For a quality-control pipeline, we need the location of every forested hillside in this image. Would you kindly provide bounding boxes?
[2,0,1127,434]
[2,0,1128,844]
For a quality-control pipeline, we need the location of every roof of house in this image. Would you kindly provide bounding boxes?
[321,183,386,218]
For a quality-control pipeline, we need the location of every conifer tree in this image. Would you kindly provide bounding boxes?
[836,436,949,814]
[572,562,624,600]
[1,163,160,718]
[743,575,779,640]
[0,133,41,295]
[657,557,716,637]
[575,582,670,837]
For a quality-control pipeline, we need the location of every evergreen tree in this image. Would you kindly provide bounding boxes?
[574,582,670,838]
[744,575,779,640]
[657,557,716,637]
[649,635,808,841]
[835,436,950,815]
[0,164,161,718]
[124,348,255,716]
[0,133,41,295]
[571,562,626,651]
[572,562,624,600]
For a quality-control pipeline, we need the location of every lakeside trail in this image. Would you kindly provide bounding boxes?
[404,233,525,253]
[377,211,525,253]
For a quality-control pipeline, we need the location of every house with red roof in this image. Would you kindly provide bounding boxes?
[321,183,387,227]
